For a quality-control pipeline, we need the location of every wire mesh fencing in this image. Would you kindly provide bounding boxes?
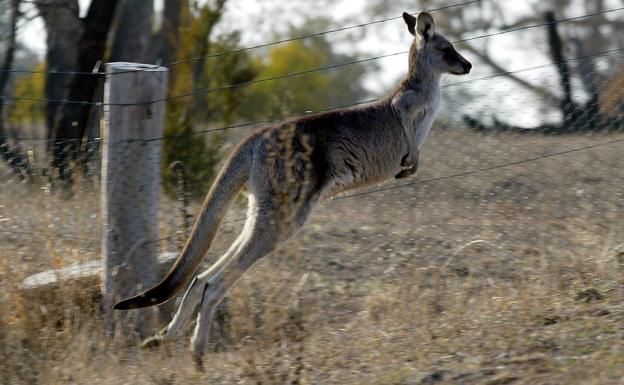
[1,4,624,382]
[1,63,622,285]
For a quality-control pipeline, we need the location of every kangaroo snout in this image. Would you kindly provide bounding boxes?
[452,57,472,75]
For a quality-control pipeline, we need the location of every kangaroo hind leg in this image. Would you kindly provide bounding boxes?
[189,192,317,366]
[140,226,247,349]
[141,194,264,349]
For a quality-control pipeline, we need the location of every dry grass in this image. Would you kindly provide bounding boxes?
[1,127,623,384]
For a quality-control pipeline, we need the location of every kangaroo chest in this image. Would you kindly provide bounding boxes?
[405,88,440,149]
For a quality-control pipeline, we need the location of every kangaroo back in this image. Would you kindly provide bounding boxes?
[114,136,257,310]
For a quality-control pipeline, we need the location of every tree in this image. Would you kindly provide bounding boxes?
[148,0,185,66]
[0,0,31,179]
[8,63,45,127]
[109,0,154,63]
[161,0,257,198]
[35,0,81,142]
[50,0,120,181]
[367,0,624,131]
[243,18,374,120]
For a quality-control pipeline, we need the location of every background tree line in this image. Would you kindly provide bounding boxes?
[0,0,373,194]
[0,0,623,192]
[369,0,624,132]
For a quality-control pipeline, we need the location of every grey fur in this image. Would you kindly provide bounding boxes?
[114,10,472,365]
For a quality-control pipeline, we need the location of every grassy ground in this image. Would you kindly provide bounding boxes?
[1,127,623,384]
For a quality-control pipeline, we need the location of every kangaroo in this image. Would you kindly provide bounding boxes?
[114,11,471,367]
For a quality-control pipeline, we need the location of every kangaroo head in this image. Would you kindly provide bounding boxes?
[402,11,472,76]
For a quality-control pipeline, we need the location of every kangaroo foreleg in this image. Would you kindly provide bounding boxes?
[395,149,419,179]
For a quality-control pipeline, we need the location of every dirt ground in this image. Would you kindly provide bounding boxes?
[1,127,623,384]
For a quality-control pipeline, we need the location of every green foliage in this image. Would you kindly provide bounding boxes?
[162,104,224,198]
[8,63,45,125]
[244,40,330,118]
[243,18,374,119]
[161,3,257,198]
[162,15,374,199]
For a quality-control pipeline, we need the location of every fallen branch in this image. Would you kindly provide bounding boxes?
[20,252,177,292]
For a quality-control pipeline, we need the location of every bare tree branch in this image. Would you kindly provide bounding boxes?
[459,43,561,107]
[430,9,562,108]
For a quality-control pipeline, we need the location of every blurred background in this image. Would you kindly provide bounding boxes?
[0,1,623,384]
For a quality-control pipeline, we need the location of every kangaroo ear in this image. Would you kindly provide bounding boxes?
[402,12,416,36]
[417,12,435,41]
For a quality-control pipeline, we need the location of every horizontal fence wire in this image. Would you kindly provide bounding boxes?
[452,6,624,44]
[168,5,624,67]
[167,0,482,66]
[338,137,624,200]
[4,46,623,143]
[138,48,624,134]
[0,1,481,78]
[1,6,623,248]
[0,229,97,242]
[2,135,621,242]
[0,0,481,77]
[0,5,620,83]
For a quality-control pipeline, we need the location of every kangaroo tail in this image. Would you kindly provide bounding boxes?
[114,136,257,310]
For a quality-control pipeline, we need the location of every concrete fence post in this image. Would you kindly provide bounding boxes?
[101,62,168,337]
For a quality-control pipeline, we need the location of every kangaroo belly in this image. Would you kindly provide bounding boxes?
[322,137,407,197]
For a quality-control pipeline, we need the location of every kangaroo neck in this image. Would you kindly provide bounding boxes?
[405,70,440,90]
[406,53,441,89]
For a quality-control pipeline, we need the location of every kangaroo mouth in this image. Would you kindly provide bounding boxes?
[452,65,471,75]
[451,62,472,75]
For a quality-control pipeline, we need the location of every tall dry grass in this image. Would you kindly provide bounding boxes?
[1,129,623,384]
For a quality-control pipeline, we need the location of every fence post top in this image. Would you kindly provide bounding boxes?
[106,62,169,73]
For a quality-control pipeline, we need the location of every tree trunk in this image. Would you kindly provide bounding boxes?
[545,11,579,130]
[51,0,120,181]
[570,37,602,129]
[0,0,19,130]
[148,0,185,66]
[191,1,227,117]
[0,0,19,97]
[0,0,31,179]
[109,0,154,63]
[35,0,81,141]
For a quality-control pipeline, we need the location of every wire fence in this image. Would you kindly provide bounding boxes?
[0,4,623,289]
[3,46,623,144]
[0,5,623,107]
[2,3,623,79]
[2,6,624,384]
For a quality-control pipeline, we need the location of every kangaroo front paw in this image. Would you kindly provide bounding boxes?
[140,334,164,349]
[400,151,419,169]
[395,166,416,179]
